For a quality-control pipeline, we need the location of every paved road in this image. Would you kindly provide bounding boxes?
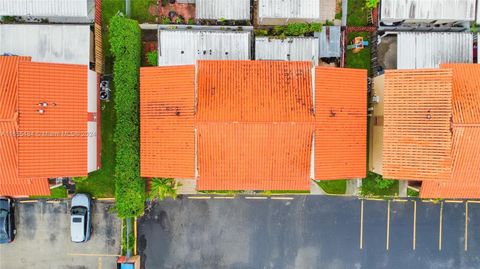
[0,199,121,269]
[138,196,480,269]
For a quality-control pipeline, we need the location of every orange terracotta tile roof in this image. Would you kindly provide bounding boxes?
[420,64,480,198]
[140,66,195,178]
[197,123,313,190]
[196,60,314,122]
[315,67,367,180]
[17,61,88,178]
[0,56,88,196]
[140,60,368,191]
[383,69,453,181]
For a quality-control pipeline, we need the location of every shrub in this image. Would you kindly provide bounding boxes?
[109,15,145,218]
[160,16,171,24]
[254,29,269,36]
[147,51,158,66]
[365,0,379,9]
[188,18,195,25]
[73,176,88,183]
[285,23,310,36]
[149,178,179,201]
[309,23,322,32]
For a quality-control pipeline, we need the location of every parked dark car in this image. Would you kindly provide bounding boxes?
[0,197,15,244]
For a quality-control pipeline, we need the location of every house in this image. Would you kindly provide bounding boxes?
[255,37,319,64]
[0,0,96,23]
[140,60,366,191]
[380,0,476,27]
[0,24,102,196]
[369,64,480,198]
[157,27,252,66]
[258,0,336,25]
[0,56,95,196]
[195,0,250,20]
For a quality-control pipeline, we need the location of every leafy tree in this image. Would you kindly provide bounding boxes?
[149,178,179,201]
[365,0,379,9]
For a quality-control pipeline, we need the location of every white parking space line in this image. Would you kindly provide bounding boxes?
[465,202,469,251]
[213,196,235,199]
[270,197,294,200]
[386,200,391,251]
[413,200,417,250]
[188,196,211,199]
[19,200,38,203]
[445,200,463,204]
[360,200,364,250]
[245,196,268,200]
[439,202,444,251]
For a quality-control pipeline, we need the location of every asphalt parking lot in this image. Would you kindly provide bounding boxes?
[138,196,480,269]
[0,199,121,269]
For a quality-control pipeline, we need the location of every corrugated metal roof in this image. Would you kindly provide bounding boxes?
[0,24,91,65]
[197,123,313,191]
[397,32,473,69]
[140,66,195,178]
[158,30,251,66]
[315,67,367,180]
[17,61,88,178]
[0,0,88,17]
[315,26,341,58]
[196,0,250,20]
[255,37,319,64]
[383,69,453,181]
[420,64,480,198]
[380,0,476,21]
[196,60,314,122]
[259,0,320,19]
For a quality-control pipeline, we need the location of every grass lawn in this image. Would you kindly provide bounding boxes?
[361,172,399,197]
[347,0,369,26]
[74,0,122,198]
[31,186,68,199]
[131,0,157,23]
[346,32,371,75]
[317,180,347,194]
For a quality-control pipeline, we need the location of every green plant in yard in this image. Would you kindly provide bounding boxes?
[318,180,347,194]
[309,23,322,32]
[73,176,88,183]
[147,51,158,66]
[471,23,479,33]
[365,0,379,9]
[407,188,419,197]
[160,16,171,24]
[346,32,371,74]
[347,0,369,26]
[188,18,195,25]
[31,186,68,199]
[361,172,399,197]
[109,15,145,218]
[285,23,310,36]
[324,20,334,26]
[254,29,269,36]
[218,17,226,23]
[149,178,179,201]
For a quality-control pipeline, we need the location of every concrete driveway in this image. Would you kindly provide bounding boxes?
[138,196,480,269]
[0,199,121,269]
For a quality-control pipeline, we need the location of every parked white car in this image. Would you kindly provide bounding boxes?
[70,194,92,243]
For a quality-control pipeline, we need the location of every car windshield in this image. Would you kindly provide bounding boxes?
[71,206,87,216]
[0,210,7,240]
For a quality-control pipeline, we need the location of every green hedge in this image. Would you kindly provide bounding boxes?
[109,15,145,218]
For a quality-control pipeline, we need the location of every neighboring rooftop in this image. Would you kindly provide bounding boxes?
[420,64,480,198]
[157,28,252,66]
[258,0,335,24]
[315,26,341,58]
[140,60,367,191]
[255,37,319,64]
[397,32,473,69]
[195,0,250,20]
[0,56,90,196]
[382,69,453,182]
[0,24,91,65]
[0,0,88,17]
[380,0,476,22]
